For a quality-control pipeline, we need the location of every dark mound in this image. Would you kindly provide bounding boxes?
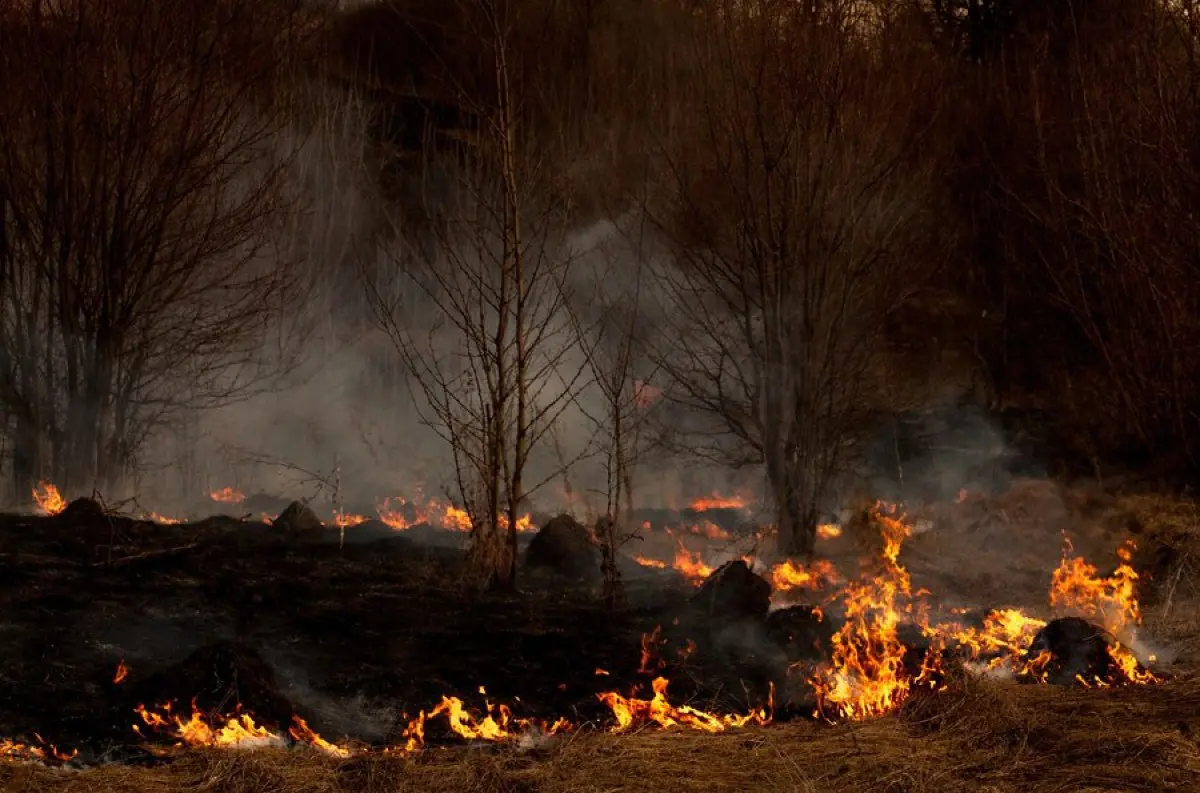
[273,501,324,535]
[1022,617,1117,687]
[524,514,597,580]
[688,560,770,624]
[766,605,835,662]
[57,497,106,522]
[125,641,294,730]
[342,518,404,543]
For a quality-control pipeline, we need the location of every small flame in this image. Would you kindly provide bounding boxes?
[289,716,352,757]
[32,481,66,516]
[113,660,129,685]
[209,487,245,505]
[817,523,842,540]
[598,677,773,733]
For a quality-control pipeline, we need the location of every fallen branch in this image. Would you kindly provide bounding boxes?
[94,544,200,568]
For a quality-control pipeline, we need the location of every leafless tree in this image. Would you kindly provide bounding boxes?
[993,1,1200,469]
[564,219,663,605]
[642,0,940,557]
[365,0,586,589]
[0,0,321,501]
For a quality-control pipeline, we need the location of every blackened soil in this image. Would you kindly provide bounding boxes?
[0,510,784,760]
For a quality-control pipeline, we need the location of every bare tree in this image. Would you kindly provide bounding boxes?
[365,0,585,589]
[564,219,662,606]
[0,0,320,500]
[642,1,939,558]
[992,1,1200,469]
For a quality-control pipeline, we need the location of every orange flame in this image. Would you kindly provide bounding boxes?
[32,481,65,516]
[0,735,76,764]
[598,677,773,733]
[769,559,840,593]
[688,493,747,511]
[134,700,279,749]
[289,716,352,757]
[209,487,245,505]
[809,503,917,721]
[113,660,129,685]
[817,523,842,540]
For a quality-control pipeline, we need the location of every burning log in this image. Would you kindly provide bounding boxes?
[523,515,598,582]
[687,560,771,624]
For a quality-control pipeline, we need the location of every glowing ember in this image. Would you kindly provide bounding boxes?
[209,487,245,505]
[32,481,65,516]
[598,677,773,733]
[113,660,129,685]
[146,512,181,525]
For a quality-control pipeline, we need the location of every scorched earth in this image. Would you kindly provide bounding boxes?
[0,479,1198,793]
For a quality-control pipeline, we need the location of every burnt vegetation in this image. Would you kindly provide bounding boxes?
[3,0,1200,791]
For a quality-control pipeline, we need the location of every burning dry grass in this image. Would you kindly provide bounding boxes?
[6,676,1200,793]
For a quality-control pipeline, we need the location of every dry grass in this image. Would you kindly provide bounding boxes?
[6,675,1200,793]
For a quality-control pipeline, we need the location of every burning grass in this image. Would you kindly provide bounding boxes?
[7,676,1200,793]
[0,481,1194,790]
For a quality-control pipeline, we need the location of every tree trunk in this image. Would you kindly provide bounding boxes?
[768,456,817,559]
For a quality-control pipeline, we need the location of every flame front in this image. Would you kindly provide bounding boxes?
[32,481,65,516]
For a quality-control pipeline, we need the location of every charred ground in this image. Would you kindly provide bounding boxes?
[0,504,784,760]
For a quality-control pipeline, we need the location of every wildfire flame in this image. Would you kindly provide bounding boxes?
[209,487,245,505]
[0,736,76,764]
[770,559,840,593]
[134,701,280,749]
[598,677,773,733]
[688,493,747,511]
[113,660,129,685]
[375,497,533,534]
[32,481,65,516]
[809,503,918,721]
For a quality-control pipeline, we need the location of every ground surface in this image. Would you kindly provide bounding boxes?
[1,479,1199,791]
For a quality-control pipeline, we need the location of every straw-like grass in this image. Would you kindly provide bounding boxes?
[6,674,1200,793]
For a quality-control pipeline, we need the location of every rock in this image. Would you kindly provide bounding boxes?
[766,605,834,662]
[523,514,597,579]
[689,560,771,623]
[1022,617,1114,687]
[273,501,323,534]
